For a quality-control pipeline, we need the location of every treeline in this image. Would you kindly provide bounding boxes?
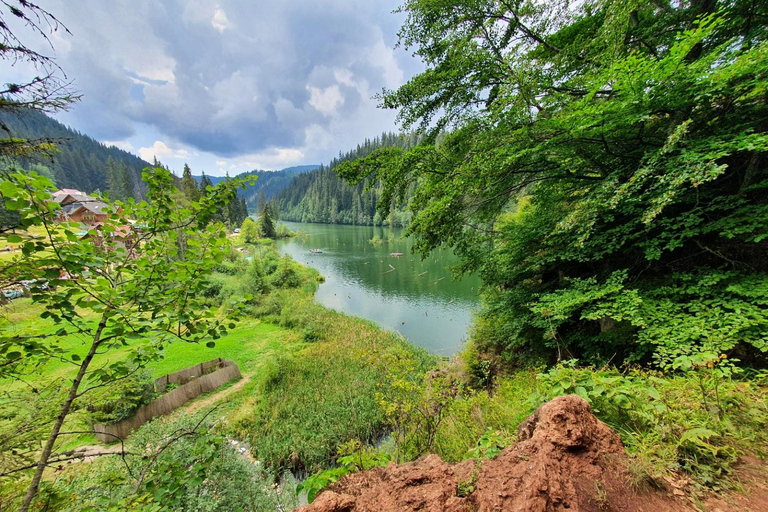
[183,165,249,228]
[276,132,419,227]
[0,109,150,197]
[0,109,256,224]
[194,165,317,210]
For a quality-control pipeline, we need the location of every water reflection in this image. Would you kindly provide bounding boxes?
[276,222,480,356]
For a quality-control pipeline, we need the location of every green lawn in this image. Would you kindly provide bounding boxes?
[1,297,302,450]
[1,298,299,384]
[146,317,300,377]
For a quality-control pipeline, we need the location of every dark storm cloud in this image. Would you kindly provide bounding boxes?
[37,0,416,161]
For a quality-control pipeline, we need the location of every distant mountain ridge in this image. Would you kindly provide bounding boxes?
[194,165,318,208]
[0,109,318,204]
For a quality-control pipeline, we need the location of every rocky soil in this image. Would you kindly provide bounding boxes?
[296,395,768,512]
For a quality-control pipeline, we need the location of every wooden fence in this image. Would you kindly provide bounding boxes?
[154,358,229,393]
[93,359,241,442]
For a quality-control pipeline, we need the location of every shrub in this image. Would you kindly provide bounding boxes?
[87,370,157,424]
[533,362,768,488]
[54,413,297,512]
[297,439,391,503]
[269,255,302,289]
[243,258,270,297]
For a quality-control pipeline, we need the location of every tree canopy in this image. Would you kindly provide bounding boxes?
[0,166,253,510]
[337,0,768,368]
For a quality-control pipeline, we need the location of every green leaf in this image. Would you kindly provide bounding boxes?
[0,180,18,197]
[206,341,216,348]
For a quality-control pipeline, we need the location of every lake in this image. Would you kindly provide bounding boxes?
[276,221,481,356]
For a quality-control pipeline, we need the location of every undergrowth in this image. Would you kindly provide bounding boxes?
[530,361,768,490]
[226,250,434,474]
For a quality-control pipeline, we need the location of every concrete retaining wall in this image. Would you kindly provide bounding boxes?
[93,359,240,442]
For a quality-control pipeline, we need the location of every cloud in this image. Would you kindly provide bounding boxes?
[307,85,344,116]
[211,7,232,32]
[104,140,135,152]
[138,140,197,162]
[30,0,417,173]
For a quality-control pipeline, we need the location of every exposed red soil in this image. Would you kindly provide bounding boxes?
[296,395,767,512]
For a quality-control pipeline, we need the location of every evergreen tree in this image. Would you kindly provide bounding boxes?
[227,193,247,228]
[199,172,213,197]
[259,203,277,238]
[0,109,149,197]
[240,196,249,220]
[181,163,201,202]
[274,132,418,226]
[257,189,268,217]
[106,157,134,201]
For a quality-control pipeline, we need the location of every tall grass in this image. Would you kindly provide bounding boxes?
[230,287,434,472]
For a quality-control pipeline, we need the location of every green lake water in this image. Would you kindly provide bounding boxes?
[276,221,481,356]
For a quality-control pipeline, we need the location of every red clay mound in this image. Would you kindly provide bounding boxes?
[296,395,695,512]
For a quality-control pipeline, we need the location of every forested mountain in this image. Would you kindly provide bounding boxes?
[0,109,151,197]
[194,164,317,209]
[276,132,419,226]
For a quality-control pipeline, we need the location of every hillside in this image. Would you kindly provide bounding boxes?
[194,164,317,209]
[275,132,419,226]
[0,109,151,197]
[0,109,316,206]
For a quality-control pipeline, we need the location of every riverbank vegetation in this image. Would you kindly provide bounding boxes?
[3,0,768,509]
[340,0,768,371]
[0,170,431,509]
[324,0,768,500]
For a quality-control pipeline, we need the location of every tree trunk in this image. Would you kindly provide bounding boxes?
[18,312,109,512]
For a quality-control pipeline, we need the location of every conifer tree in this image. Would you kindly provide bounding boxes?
[106,157,134,201]
[259,203,277,238]
[199,171,213,197]
[181,163,201,202]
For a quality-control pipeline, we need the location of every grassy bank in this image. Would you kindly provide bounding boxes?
[1,239,435,509]
[5,237,768,510]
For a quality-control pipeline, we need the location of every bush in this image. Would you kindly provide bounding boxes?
[214,259,246,276]
[87,370,157,424]
[54,413,297,512]
[532,361,768,489]
[243,258,270,297]
[298,439,391,503]
[269,255,302,289]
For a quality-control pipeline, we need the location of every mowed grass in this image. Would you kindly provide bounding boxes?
[147,317,301,377]
[1,297,301,449]
[0,298,299,392]
[0,224,58,260]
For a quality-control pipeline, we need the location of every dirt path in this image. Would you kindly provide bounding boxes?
[69,443,126,464]
[65,372,253,465]
[184,373,252,414]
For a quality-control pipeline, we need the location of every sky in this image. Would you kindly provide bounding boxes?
[2,1,423,176]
